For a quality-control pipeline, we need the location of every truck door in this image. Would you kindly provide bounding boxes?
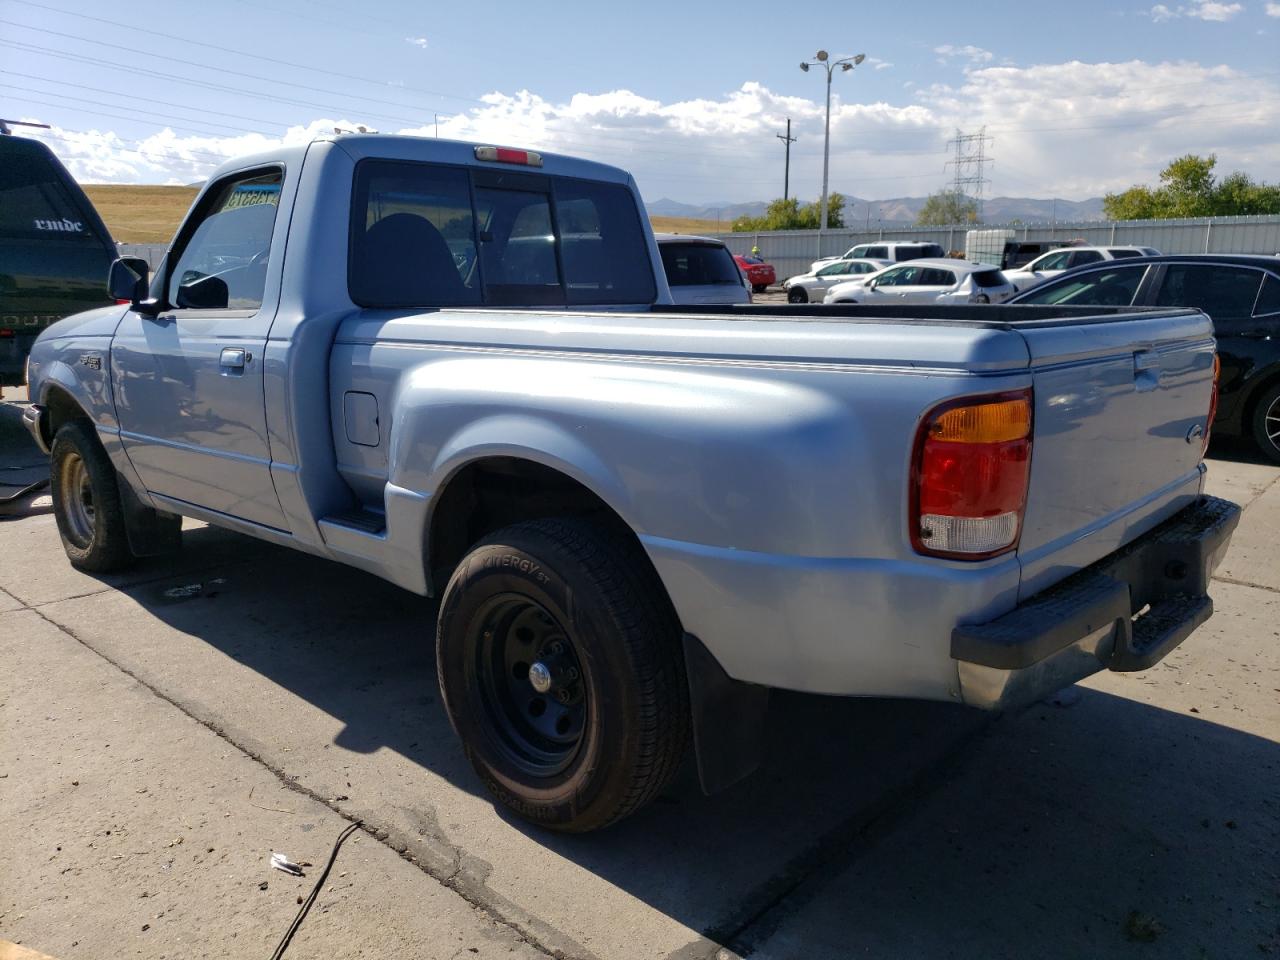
[111,168,287,530]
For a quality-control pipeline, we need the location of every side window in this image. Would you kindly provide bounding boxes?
[1035,251,1072,271]
[849,245,868,258]
[1069,250,1104,267]
[1154,265,1262,317]
[851,262,874,274]
[878,266,919,287]
[1255,275,1280,317]
[1107,248,1140,259]
[1016,266,1147,306]
[168,170,282,310]
[350,161,480,308]
[817,262,846,277]
[866,246,888,260]
[917,268,956,287]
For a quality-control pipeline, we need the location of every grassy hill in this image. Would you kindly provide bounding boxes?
[81,184,727,244]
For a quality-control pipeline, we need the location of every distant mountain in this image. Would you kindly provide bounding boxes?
[647,194,1107,225]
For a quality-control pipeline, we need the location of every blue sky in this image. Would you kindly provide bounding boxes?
[4,0,1279,203]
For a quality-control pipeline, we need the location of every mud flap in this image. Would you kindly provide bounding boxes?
[118,471,182,557]
[683,632,770,795]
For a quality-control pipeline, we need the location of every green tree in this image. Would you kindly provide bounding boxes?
[732,192,846,231]
[916,190,978,226]
[1103,154,1280,220]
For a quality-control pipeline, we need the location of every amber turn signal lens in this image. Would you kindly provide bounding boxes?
[928,397,1032,444]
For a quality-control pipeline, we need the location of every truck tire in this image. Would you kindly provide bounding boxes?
[436,517,690,832]
[1251,381,1280,464]
[49,420,134,572]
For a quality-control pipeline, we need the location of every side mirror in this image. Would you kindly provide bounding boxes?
[867,279,878,290]
[108,257,149,304]
[176,273,229,310]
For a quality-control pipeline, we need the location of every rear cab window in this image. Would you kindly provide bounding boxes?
[659,242,741,286]
[350,159,656,308]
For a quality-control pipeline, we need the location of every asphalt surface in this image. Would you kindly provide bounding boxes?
[1,390,1277,960]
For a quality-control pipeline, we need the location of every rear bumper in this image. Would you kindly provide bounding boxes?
[952,495,1240,711]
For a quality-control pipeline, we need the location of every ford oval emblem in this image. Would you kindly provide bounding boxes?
[1186,423,1204,444]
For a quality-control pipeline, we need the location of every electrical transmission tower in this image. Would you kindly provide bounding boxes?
[944,127,993,221]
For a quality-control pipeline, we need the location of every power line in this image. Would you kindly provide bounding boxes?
[13,1,487,107]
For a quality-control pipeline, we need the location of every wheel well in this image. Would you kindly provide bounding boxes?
[43,385,90,444]
[427,457,647,595]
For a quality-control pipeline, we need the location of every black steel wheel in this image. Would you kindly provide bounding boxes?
[436,517,690,832]
[471,594,588,777]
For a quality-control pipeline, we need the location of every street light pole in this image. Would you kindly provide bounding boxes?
[800,50,865,232]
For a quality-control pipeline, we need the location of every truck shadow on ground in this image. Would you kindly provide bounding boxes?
[92,523,1279,959]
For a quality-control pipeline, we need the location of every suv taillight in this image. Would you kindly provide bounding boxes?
[910,390,1033,560]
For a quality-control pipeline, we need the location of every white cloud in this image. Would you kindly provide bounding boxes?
[1149,2,1243,20]
[866,56,894,71]
[1266,1,1280,15]
[404,36,428,48]
[19,60,1280,206]
[933,44,995,66]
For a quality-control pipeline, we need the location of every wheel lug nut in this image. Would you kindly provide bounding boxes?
[555,689,572,704]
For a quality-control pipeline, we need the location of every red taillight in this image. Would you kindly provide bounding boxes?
[0,328,14,338]
[474,145,544,167]
[114,299,132,305]
[1204,353,1220,455]
[910,390,1033,560]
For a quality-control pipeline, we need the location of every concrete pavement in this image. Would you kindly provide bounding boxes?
[2,397,1277,959]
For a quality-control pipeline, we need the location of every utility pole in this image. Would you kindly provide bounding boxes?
[776,118,797,201]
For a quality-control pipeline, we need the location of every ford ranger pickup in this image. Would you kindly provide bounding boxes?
[22,134,1240,831]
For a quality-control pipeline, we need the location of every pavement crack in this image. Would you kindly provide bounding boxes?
[25,604,584,960]
[1212,574,1280,595]
[668,720,992,960]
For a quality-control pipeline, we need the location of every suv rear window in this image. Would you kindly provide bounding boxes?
[971,270,1005,288]
[895,243,945,261]
[0,143,107,247]
[659,242,741,286]
[350,159,656,308]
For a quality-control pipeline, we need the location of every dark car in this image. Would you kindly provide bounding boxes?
[0,134,116,388]
[1010,254,1280,461]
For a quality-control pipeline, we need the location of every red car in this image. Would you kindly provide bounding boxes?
[734,254,776,293]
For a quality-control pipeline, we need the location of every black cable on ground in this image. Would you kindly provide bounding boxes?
[269,820,362,960]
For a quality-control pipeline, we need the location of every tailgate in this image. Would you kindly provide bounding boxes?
[1016,309,1215,600]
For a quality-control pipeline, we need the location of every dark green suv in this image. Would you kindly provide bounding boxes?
[1,134,116,387]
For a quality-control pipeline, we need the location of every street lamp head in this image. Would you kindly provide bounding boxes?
[815,49,828,62]
[853,53,866,65]
[841,62,852,72]
[799,61,809,71]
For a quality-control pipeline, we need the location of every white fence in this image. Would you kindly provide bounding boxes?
[712,215,1280,281]
[116,243,168,270]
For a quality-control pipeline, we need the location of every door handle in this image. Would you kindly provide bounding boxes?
[219,347,249,374]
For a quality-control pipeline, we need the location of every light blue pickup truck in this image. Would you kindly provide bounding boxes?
[23,135,1239,831]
